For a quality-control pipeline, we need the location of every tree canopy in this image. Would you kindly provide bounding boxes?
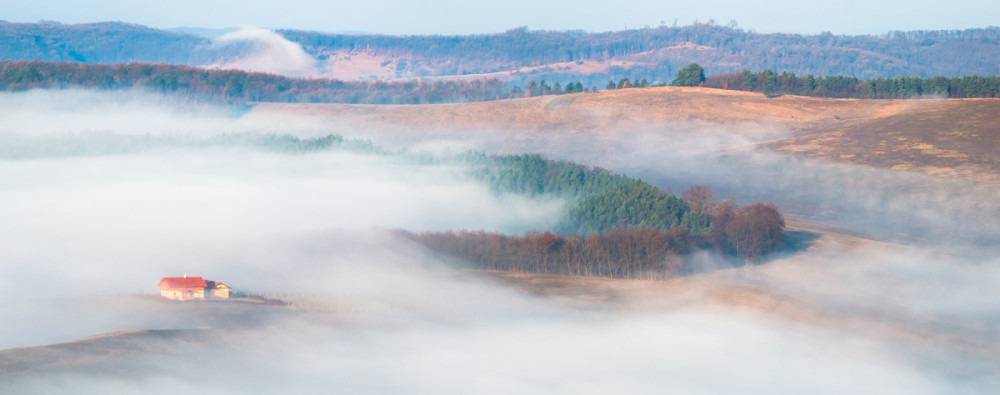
[671,63,706,87]
[703,69,1000,99]
[459,154,786,267]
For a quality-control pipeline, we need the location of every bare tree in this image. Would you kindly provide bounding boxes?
[724,202,785,264]
[681,185,716,213]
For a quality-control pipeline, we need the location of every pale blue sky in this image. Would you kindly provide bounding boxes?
[4,0,998,35]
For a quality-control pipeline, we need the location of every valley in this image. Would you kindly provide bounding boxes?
[2,49,998,392]
[4,218,997,392]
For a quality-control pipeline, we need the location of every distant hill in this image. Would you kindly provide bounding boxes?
[0,21,212,64]
[0,22,1000,85]
[279,24,1000,83]
[1,21,998,84]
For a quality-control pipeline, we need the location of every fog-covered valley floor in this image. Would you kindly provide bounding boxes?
[2,90,998,394]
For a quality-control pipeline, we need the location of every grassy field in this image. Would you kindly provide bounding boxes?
[764,99,1000,181]
[253,87,1000,182]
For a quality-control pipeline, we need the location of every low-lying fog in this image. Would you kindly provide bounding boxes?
[329,115,1000,249]
[2,90,998,393]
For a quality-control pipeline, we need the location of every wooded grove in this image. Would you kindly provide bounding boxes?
[406,154,788,279]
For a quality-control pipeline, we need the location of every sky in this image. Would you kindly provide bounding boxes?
[4,0,999,35]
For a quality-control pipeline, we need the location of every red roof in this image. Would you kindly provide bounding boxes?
[159,276,207,289]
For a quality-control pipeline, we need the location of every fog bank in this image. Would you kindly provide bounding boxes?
[337,120,1000,248]
[2,90,998,393]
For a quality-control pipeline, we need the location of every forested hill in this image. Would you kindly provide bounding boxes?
[0,21,212,64]
[2,21,998,82]
[279,25,1000,79]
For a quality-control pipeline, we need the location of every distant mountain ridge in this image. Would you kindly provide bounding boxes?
[278,25,1000,83]
[0,21,212,64]
[1,21,998,84]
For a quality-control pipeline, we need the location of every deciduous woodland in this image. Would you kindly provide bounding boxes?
[6,21,1000,79]
[405,154,786,279]
[278,25,1000,78]
[0,61,512,104]
[3,60,999,105]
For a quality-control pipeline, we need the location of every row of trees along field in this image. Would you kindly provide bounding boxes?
[0,59,657,101]
[702,67,1000,98]
[0,60,621,102]
[502,64,1000,100]
[6,60,997,103]
[0,61,513,104]
[523,63,1000,99]
[402,154,786,279]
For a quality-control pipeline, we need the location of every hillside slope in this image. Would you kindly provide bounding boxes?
[0,21,211,64]
[3,21,999,82]
[282,24,1000,82]
[252,87,1000,182]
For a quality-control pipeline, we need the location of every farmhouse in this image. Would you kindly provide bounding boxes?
[158,275,231,301]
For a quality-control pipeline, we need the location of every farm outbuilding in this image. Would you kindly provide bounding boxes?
[158,275,231,301]
[205,280,230,299]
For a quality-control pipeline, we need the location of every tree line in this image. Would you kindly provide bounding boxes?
[0,60,644,103]
[401,196,785,279]
[0,59,653,101]
[703,68,1000,98]
[5,60,996,104]
[0,61,514,104]
[508,77,656,97]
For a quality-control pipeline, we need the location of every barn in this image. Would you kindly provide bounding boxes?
[158,275,230,301]
[205,280,231,299]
